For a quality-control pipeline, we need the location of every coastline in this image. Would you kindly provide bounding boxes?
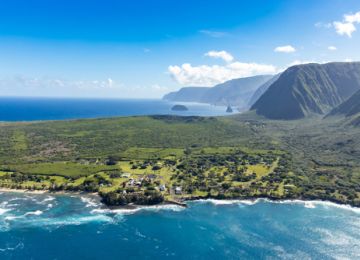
[1,187,359,211]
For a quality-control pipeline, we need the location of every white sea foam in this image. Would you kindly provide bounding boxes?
[24,210,43,217]
[38,196,55,204]
[42,215,114,227]
[81,197,100,208]
[264,199,360,214]
[4,215,18,221]
[91,204,184,216]
[0,208,10,215]
[192,198,360,213]
[194,199,259,206]
[0,242,24,252]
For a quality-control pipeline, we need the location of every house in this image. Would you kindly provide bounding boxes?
[121,172,131,178]
[128,179,135,186]
[159,184,166,191]
[175,186,182,195]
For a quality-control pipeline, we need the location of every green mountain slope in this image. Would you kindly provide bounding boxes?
[329,89,360,117]
[328,89,360,126]
[251,62,360,120]
[248,74,280,107]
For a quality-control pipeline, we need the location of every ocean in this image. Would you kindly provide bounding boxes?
[0,97,230,121]
[0,192,359,259]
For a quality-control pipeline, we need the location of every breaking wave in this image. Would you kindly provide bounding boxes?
[192,198,360,213]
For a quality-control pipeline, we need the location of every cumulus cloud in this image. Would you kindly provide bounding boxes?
[274,45,296,53]
[344,12,360,23]
[333,11,360,37]
[333,21,356,37]
[205,50,234,62]
[328,46,337,51]
[168,62,276,86]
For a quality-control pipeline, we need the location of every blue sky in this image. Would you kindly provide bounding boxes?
[0,0,360,98]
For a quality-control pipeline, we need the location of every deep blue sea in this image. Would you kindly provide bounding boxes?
[0,97,230,121]
[0,193,359,259]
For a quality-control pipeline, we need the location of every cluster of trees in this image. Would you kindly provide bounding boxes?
[100,189,164,206]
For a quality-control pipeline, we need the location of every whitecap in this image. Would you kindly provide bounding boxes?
[38,196,55,204]
[81,197,100,208]
[42,214,114,227]
[4,215,20,221]
[91,204,184,216]
[0,242,24,252]
[24,210,43,217]
[193,199,259,206]
[265,199,360,214]
[192,198,360,213]
[0,208,10,215]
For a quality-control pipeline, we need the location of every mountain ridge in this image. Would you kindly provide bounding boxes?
[251,62,360,120]
[163,75,273,109]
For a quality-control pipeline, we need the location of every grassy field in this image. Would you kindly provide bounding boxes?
[0,113,359,206]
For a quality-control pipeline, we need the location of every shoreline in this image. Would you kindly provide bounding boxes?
[0,188,97,197]
[0,187,359,211]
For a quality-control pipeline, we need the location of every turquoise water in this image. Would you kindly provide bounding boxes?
[0,98,229,121]
[0,192,359,259]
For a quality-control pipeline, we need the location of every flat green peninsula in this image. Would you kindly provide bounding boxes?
[0,114,359,207]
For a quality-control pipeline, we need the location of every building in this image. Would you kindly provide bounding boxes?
[121,173,131,178]
[175,186,182,195]
[159,184,166,191]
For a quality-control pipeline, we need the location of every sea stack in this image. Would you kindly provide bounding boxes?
[171,104,189,111]
[226,106,233,113]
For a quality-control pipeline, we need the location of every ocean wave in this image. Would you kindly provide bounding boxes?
[24,210,43,217]
[192,198,360,213]
[40,214,114,227]
[81,197,101,208]
[194,199,260,206]
[263,199,360,213]
[38,196,55,204]
[91,204,185,216]
[0,242,24,252]
[0,208,11,215]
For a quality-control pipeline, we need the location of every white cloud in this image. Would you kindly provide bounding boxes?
[168,62,276,86]
[333,11,360,37]
[344,11,360,23]
[328,46,337,51]
[274,45,296,53]
[205,50,234,62]
[333,21,356,37]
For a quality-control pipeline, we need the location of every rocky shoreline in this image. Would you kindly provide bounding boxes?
[1,187,359,210]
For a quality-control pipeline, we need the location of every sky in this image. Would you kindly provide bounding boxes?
[0,0,360,98]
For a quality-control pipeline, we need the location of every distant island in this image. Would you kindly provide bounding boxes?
[171,104,188,111]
